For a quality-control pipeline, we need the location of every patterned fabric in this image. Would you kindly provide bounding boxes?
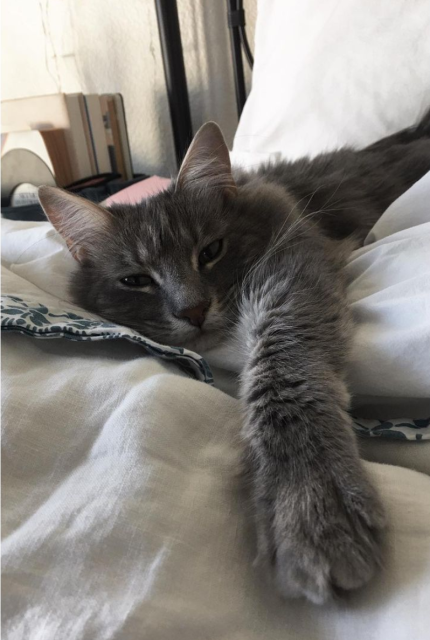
[1,295,213,385]
[2,295,428,441]
[352,417,430,441]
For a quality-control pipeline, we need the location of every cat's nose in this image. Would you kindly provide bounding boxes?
[175,302,209,328]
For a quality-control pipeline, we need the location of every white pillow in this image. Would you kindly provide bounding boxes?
[234,0,430,159]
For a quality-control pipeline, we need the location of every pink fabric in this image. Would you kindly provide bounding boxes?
[102,176,171,207]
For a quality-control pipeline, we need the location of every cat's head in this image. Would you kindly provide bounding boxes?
[39,123,288,350]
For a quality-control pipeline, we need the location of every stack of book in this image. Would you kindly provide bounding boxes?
[1,93,133,187]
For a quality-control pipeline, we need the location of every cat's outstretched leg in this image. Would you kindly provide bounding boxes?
[239,239,386,604]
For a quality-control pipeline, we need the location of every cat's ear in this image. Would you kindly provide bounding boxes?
[176,122,237,197]
[38,186,112,263]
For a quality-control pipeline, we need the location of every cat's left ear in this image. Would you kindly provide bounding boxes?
[38,186,112,263]
[176,122,237,197]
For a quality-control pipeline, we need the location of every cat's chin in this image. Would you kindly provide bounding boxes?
[178,331,224,354]
[139,316,229,354]
[181,333,219,353]
[164,318,228,354]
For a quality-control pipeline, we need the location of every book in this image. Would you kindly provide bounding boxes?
[100,94,133,180]
[83,95,111,174]
[1,92,133,183]
[114,94,133,180]
[63,93,93,181]
[76,93,97,176]
[40,129,74,186]
[99,94,117,175]
[107,95,127,180]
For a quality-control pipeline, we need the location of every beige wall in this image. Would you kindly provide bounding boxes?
[2,0,256,177]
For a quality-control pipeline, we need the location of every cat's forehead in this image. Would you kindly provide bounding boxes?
[122,190,226,244]
[110,190,227,265]
[138,196,198,248]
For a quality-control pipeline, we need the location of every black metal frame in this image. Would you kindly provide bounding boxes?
[226,0,253,117]
[154,0,193,166]
[155,0,253,166]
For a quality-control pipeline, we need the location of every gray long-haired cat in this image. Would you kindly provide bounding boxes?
[39,110,430,604]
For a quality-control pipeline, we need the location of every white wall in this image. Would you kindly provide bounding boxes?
[2,0,256,177]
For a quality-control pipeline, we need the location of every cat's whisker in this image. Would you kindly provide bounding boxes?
[243,207,326,290]
[240,188,320,292]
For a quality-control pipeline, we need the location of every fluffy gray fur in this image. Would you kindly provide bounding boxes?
[39,110,430,604]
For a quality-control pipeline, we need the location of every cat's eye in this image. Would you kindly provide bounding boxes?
[199,239,223,266]
[120,275,154,287]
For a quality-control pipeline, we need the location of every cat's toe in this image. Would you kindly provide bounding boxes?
[329,522,384,593]
[267,494,385,603]
[330,554,376,592]
[272,533,382,605]
[273,553,332,604]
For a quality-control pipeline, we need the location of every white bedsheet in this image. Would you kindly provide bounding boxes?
[2,268,430,639]
[2,182,430,637]
[2,168,430,638]
[346,172,430,417]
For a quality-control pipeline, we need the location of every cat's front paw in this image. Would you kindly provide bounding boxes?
[255,464,386,604]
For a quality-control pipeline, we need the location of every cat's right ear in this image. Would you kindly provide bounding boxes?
[38,186,112,263]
